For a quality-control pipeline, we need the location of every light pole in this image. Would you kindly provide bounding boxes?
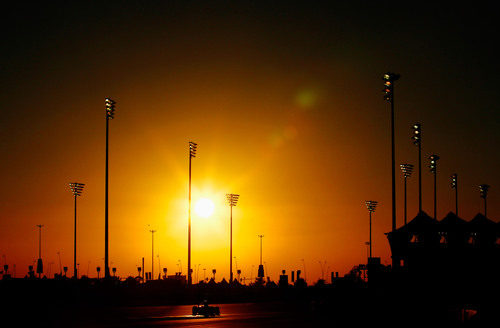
[188,141,197,286]
[479,184,490,217]
[150,229,156,280]
[400,164,414,225]
[104,97,116,279]
[429,155,440,219]
[383,72,400,236]
[69,182,84,279]
[226,193,239,283]
[36,224,44,278]
[451,174,458,216]
[412,123,422,213]
[365,201,378,258]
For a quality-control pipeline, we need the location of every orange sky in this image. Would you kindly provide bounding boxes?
[1,2,498,282]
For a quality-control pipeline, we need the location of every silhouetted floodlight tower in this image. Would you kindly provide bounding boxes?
[383,72,400,236]
[257,235,265,279]
[36,224,44,278]
[226,193,239,283]
[412,123,423,213]
[400,164,414,225]
[451,174,458,216]
[69,182,84,279]
[479,184,490,217]
[365,201,378,258]
[428,155,440,219]
[150,229,156,280]
[104,97,116,279]
[187,141,197,286]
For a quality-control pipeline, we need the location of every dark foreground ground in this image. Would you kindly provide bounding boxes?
[0,278,497,327]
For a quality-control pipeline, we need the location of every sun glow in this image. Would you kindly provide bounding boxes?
[194,198,215,218]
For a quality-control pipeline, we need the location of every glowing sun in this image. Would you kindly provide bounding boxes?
[194,198,215,218]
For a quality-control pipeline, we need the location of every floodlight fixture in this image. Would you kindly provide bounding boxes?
[412,123,422,145]
[428,154,440,219]
[479,184,490,217]
[365,200,378,213]
[69,182,85,196]
[400,164,414,178]
[189,141,198,158]
[383,72,400,102]
[226,194,240,207]
[428,154,440,173]
[479,184,490,199]
[105,97,116,119]
[451,174,458,189]
[451,174,458,216]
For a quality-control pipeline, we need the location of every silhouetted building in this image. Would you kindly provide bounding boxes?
[279,270,288,287]
[167,273,186,284]
[387,211,500,289]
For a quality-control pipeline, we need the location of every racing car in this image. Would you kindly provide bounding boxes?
[192,300,220,317]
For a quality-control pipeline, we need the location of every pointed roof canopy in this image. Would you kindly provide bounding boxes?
[394,211,437,233]
[439,212,467,231]
[468,213,497,232]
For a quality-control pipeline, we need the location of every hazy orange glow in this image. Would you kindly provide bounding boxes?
[194,198,215,218]
[1,2,498,284]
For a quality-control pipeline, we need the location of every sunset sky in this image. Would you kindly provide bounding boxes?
[1,2,498,282]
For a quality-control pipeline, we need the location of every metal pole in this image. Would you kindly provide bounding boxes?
[418,140,422,213]
[74,195,77,278]
[105,116,110,278]
[434,170,437,219]
[484,197,487,217]
[404,176,407,225]
[188,152,192,285]
[391,90,396,232]
[369,211,372,258]
[230,205,233,283]
[455,178,459,216]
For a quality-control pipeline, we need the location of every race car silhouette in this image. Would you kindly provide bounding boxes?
[192,300,220,317]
